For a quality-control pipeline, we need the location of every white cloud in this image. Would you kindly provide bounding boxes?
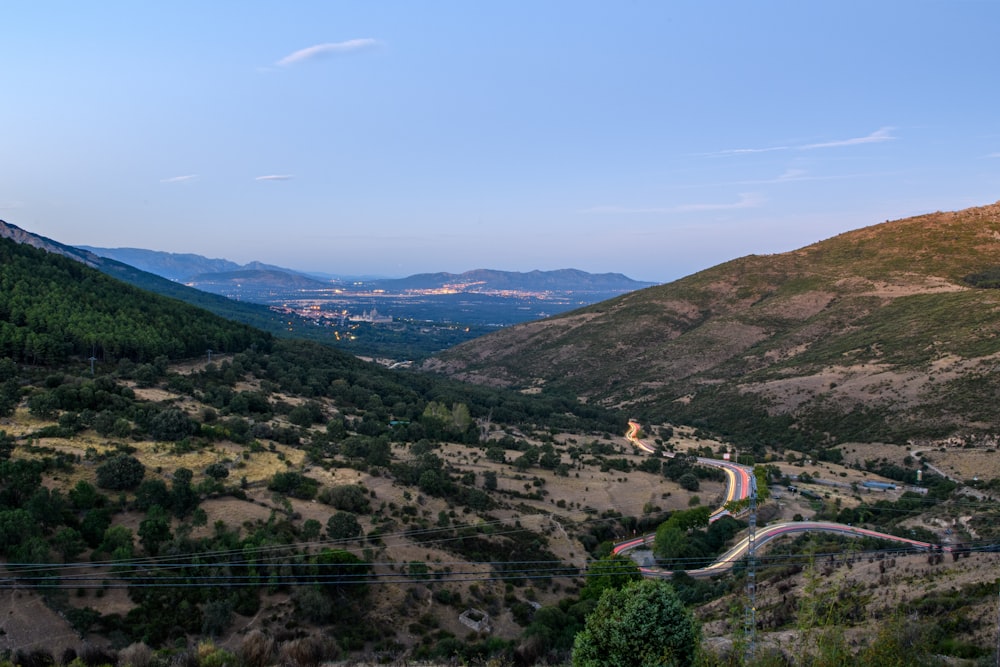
[707,127,896,156]
[275,39,378,67]
[583,193,765,214]
[801,126,895,149]
[676,192,765,212]
[774,169,808,182]
[160,174,197,183]
[705,145,791,157]
[987,152,1000,158]
[255,174,294,181]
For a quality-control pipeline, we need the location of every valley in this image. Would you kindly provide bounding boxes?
[3,204,1000,665]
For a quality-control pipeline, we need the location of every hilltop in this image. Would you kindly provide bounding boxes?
[424,201,1000,451]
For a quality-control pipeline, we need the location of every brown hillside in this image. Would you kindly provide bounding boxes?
[424,201,1000,445]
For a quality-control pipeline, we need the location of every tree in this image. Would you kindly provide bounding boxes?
[170,468,198,518]
[0,430,14,461]
[302,518,321,541]
[677,472,700,492]
[138,505,173,555]
[148,407,197,441]
[326,512,362,540]
[52,527,87,562]
[572,579,700,667]
[95,454,145,491]
[204,462,230,480]
[579,555,641,601]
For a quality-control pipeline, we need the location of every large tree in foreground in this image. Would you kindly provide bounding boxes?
[572,578,700,667]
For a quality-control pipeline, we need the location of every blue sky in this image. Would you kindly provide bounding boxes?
[2,1,999,282]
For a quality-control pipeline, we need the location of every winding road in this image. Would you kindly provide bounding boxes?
[615,421,940,577]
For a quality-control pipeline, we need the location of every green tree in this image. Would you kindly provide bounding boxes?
[0,430,14,461]
[677,472,700,492]
[96,454,146,491]
[149,407,196,441]
[302,518,321,541]
[572,579,700,667]
[579,555,642,601]
[326,512,362,540]
[138,505,173,556]
[170,467,198,518]
[52,527,86,562]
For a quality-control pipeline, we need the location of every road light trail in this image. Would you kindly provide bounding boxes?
[616,421,942,578]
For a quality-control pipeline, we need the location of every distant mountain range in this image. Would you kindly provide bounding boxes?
[372,269,655,293]
[74,246,322,284]
[75,245,656,294]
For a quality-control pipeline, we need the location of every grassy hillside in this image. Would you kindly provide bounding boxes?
[425,201,1000,452]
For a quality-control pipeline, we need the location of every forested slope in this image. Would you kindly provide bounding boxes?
[0,237,271,364]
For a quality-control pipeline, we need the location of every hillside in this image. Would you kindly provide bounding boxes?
[3,221,442,357]
[424,201,1000,451]
[4,218,1000,665]
[0,236,271,364]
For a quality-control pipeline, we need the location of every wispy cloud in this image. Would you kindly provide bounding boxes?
[676,192,765,212]
[987,152,1000,158]
[160,174,197,184]
[275,39,378,67]
[774,169,808,182]
[583,193,765,214]
[708,145,791,157]
[707,127,896,156]
[801,126,895,149]
[255,174,294,181]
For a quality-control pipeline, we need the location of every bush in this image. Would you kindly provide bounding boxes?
[148,407,197,441]
[317,484,371,513]
[95,454,145,491]
[237,631,275,667]
[326,512,362,540]
[117,643,153,667]
[277,636,338,667]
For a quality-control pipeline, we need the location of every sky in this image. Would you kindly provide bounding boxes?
[2,1,999,283]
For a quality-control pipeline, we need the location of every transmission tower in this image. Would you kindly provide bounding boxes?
[744,470,758,663]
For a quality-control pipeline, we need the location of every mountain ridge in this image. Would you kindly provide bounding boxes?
[76,244,655,292]
[423,200,1000,449]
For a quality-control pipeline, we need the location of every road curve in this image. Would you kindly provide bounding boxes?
[617,421,941,578]
[625,419,753,520]
[614,519,939,578]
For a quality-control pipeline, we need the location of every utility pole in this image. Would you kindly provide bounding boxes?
[744,470,758,664]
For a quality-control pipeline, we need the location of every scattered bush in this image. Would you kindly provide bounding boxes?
[95,454,145,491]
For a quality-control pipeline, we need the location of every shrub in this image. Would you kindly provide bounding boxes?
[95,454,145,491]
[277,636,338,667]
[237,631,274,667]
[117,643,153,667]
